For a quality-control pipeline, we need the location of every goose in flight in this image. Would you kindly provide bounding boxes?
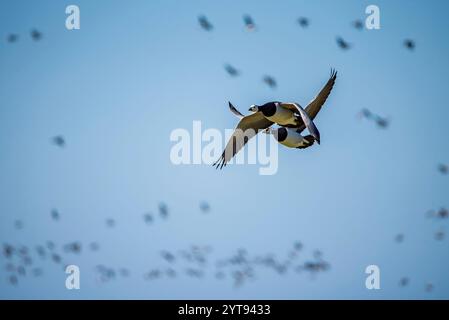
[213,69,337,169]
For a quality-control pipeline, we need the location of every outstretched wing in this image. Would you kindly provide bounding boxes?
[228,101,245,119]
[213,111,273,169]
[279,103,320,144]
[304,69,337,120]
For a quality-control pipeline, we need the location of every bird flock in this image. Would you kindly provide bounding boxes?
[2,202,331,288]
[1,8,447,298]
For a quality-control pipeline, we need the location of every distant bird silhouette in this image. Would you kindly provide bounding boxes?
[51,209,60,221]
[46,241,55,250]
[434,230,445,241]
[399,277,409,287]
[8,275,18,285]
[437,163,448,175]
[336,36,351,50]
[30,29,42,41]
[297,17,309,28]
[158,202,169,219]
[3,244,14,258]
[425,283,434,292]
[52,135,66,148]
[198,15,213,31]
[263,75,277,89]
[199,201,210,213]
[7,34,18,43]
[375,116,390,129]
[359,109,390,129]
[14,220,24,230]
[243,14,256,31]
[395,233,404,243]
[224,64,239,77]
[161,250,176,263]
[106,218,116,228]
[143,212,153,224]
[404,39,415,50]
[35,245,46,258]
[145,269,161,280]
[294,241,303,251]
[352,20,364,30]
[428,208,448,220]
[64,242,81,254]
[51,253,61,263]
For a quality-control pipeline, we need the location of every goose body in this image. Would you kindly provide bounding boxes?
[269,127,315,149]
[249,102,298,126]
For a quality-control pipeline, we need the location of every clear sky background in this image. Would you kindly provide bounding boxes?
[1,0,448,299]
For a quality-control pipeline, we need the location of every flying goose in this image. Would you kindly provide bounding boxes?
[213,102,274,169]
[249,69,337,140]
[214,102,319,169]
[214,69,337,169]
[235,103,318,149]
[198,15,213,31]
[243,15,256,31]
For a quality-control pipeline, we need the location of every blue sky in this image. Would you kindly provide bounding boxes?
[1,0,448,299]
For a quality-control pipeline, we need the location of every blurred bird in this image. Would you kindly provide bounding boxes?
[30,29,42,41]
[404,39,415,50]
[35,245,46,258]
[375,116,390,129]
[198,15,213,31]
[243,14,256,31]
[14,220,24,230]
[437,163,448,175]
[352,20,364,30]
[158,202,169,219]
[7,34,18,43]
[51,253,61,263]
[51,209,60,221]
[199,201,210,213]
[263,75,277,89]
[8,275,18,285]
[224,64,239,77]
[161,250,176,263]
[46,241,55,250]
[297,17,309,28]
[106,218,116,228]
[395,233,404,243]
[143,212,153,224]
[3,244,14,258]
[64,242,82,254]
[336,36,351,50]
[215,70,337,169]
[294,241,303,251]
[399,277,409,287]
[52,135,66,148]
[359,108,390,129]
[425,283,434,292]
[434,230,445,241]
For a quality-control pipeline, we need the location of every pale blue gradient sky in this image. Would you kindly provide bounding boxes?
[0,0,448,299]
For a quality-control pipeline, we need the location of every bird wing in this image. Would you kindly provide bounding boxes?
[213,112,273,169]
[279,103,320,144]
[228,101,245,119]
[304,69,337,120]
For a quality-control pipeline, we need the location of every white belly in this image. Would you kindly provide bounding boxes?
[266,105,296,126]
[280,130,307,148]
